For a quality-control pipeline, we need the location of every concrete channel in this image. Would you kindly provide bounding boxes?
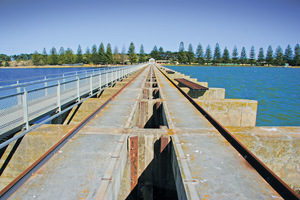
[1,64,299,199]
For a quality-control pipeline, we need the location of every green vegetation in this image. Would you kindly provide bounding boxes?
[1,42,300,67]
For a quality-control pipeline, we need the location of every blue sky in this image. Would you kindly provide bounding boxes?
[0,0,299,55]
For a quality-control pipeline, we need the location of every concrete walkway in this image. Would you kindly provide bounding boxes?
[8,67,149,200]
[154,67,282,199]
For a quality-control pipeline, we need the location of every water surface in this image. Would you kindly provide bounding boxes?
[167,66,300,126]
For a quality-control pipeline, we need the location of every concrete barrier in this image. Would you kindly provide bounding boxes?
[195,99,258,127]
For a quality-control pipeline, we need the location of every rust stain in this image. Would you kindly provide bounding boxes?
[130,136,138,191]
[161,137,169,153]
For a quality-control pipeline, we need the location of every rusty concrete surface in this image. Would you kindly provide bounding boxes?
[228,126,300,193]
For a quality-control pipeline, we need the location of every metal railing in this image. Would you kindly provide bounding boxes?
[0,64,146,137]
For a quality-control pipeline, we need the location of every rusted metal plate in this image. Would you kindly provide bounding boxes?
[175,78,208,91]
[160,136,168,153]
[166,70,175,74]
[130,136,138,191]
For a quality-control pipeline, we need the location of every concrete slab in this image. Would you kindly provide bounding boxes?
[8,133,126,200]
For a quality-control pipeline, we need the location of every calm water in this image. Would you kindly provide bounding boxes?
[0,67,98,86]
[168,66,300,126]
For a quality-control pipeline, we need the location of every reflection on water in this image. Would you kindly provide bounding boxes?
[168,66,300,126]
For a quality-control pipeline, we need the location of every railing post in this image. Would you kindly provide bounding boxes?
[106,70,109,87]
[57,80,61,112]
[17,80,21,105]
[76,75,80,102]
[23,87,29,130]
[99,71,102,90]
[44,77,48,96]
[90,73,93,95]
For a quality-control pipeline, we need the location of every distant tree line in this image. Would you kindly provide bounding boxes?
[1,42,299,67]
[149,42,299,66]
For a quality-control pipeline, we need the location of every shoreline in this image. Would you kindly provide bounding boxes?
[162,64,300,68]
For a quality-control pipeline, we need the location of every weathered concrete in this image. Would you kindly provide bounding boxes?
[196,99,258,127]
[7,67,149,199]
[182,87,226,100]
[155,66,282,199]
[228,126,300,193]
[0,124,76,191]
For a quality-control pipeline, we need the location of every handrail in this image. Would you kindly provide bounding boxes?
[0,64,147,136]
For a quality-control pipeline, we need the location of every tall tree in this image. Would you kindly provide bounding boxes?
[121,45,127,64]
[274,46,284,66]
[99,43,106,65]
[32,51,41,66]
[48,47,58,65]
[150,46,160,60]
[222,47,230,64]
[76,45,83,63]
[84,47,91,64]
[293,44,300,66]
[240,47,247,64]
[249,46,256,65]
[65,47,74,64]
[187,44,195,65]
[113,46,121,64]
[139,44,146,63]
[257,47,265,65]
[204,45,212,64]
[159,47,165,60]
[232,45,238,64]
[266,45,273,66]
[195,43,204,64]
[128,42,138,64]
[284,44,293,65]
[106,43,113,64]
[42,48,48,65]
[58,47,65,64]
[213,43,221,64]
[178,42,187,64]
[91,44,99,64]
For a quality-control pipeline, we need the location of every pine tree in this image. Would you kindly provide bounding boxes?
[249,46,256,65]
[266,45,273,66]
[274,46,284,66]
[48,47,58,65]
[65,48,74,64]
[187,44,195,65]
[213,43,221,64]
[204,45,212,64]
[58,47,65,64]
[113,46,121,64]
[128,42,138,64]
[222,47,230,64]
[159,47,164,60]
[240,47,247,64]
[99,43,106,65]
[84,47,91,64]
[106,43,113,64]
[257,47,265,66]
[76,45,83,63]
[42,48,48,65]
[139,44,146,63]
[284,44,293,65]
[293,44,300,66]
[232,45,238,64]
[91,44,99,64]
[178,42,187,64]
[150,46,160,60]
[121,45,127,64]
[195,43,204,64]
[32,51,41,66]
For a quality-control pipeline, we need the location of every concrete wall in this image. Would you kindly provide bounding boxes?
[228,126,300,193]
[195,99,258,127]
[181,87,225,100]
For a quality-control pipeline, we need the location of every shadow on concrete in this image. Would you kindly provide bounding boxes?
[126,139,179,200]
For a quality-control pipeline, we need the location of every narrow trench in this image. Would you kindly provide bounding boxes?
[124,67,179,199]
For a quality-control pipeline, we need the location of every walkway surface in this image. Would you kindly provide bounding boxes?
[8,68,148,200]
[154,67,282,199]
